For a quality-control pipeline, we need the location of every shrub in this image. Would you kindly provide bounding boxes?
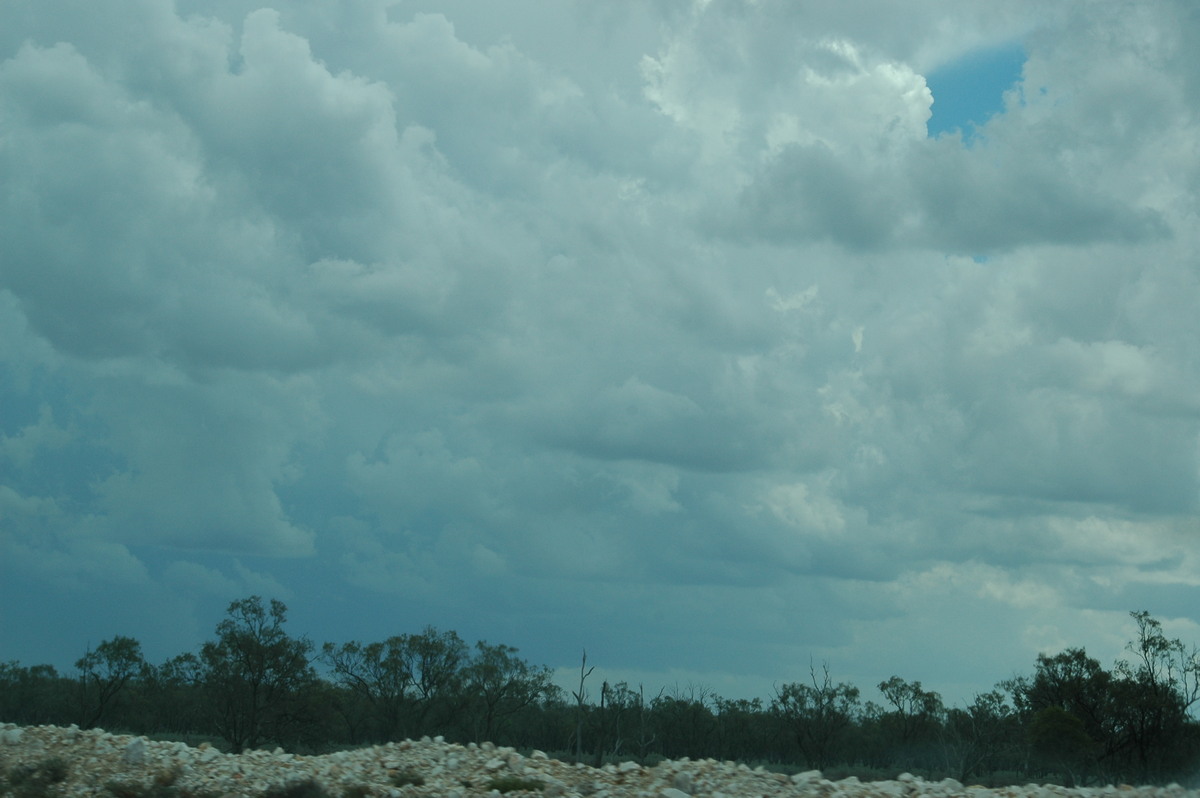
[261,778,333,798]
[4,756,70,798]
[485,776,545,793]
[388,769,425,788]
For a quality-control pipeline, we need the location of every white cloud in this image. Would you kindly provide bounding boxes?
[2,0,1200,703]
[762,480,848,540]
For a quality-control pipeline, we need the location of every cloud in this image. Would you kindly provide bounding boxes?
[0,405,71,468]
[2,0,1200,705]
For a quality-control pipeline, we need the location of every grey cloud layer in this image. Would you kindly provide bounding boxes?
[2,0,1199,696]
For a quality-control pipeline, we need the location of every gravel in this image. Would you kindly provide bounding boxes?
[1,723,1193,798]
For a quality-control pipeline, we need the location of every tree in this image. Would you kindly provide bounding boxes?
[1029,705,1097,786]
[0,662,69,726]
[465,641,554,742]
[1111,611,1200,780]
[713,695,766,763]
[199,596,316,751]
[879,676,943,745]
[1122,611,1200,708]
[322,626,471,741]
[772,662,860,770]
[1011,647,1114,766]
[941,689,1021,782]
[1007,619,1200,784]
[571,650,595,764]
[140,653,205,735]
[653,683,717,760]
[595,681,648,761]
[402,627,470,737]
[321,636,414,742]
[75,635,146,730]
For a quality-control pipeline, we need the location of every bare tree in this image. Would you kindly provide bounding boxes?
[572,650,595,764]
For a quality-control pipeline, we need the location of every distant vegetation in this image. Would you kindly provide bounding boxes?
[3,599,1199,787]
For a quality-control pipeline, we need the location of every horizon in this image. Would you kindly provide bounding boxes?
[1,596,1174,714]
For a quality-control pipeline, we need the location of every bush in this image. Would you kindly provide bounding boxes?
[387,769,425,788]
[261,779,333,798]
[3,757,70,798]
[485,776,544,793]
[104,767,222,798]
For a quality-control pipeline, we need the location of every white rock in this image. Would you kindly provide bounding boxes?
[661,788,691,798]
[122,737,147,766]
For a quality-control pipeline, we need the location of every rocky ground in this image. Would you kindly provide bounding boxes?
[1,724,1194,798]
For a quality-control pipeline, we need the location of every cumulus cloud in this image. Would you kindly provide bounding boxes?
[3,0,1200,700]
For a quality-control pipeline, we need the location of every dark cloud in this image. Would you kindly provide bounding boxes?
[2,0,1200,705]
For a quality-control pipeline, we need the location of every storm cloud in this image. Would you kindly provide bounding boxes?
[2,0,1198,704]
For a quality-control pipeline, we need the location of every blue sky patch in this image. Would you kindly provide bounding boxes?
[926,42,1027,140]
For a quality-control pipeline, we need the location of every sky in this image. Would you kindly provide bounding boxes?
[2,0,1200,712]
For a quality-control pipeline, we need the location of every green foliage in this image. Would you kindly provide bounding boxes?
[485,776,544,793]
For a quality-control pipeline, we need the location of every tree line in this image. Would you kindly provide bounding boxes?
[2,599,1199,787]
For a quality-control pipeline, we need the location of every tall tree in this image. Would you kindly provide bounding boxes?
[571,650,595,764]
[0,662,69,726]
[1111,611,1200,780]
[465,641,554,742]
[140,653,205,735]
[75,635,146,730]
[402,627,470,737]
[878,675,943,749]
[940,689,1021,782]
[199,596,316,751]
[1029,705,1097,786]
[1011,646,1114,768]
[653,683,717,761]
[772,663,861,770]
[321,637,414,742]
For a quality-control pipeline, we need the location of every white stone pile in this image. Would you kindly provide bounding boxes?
[0,723,1195,798]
